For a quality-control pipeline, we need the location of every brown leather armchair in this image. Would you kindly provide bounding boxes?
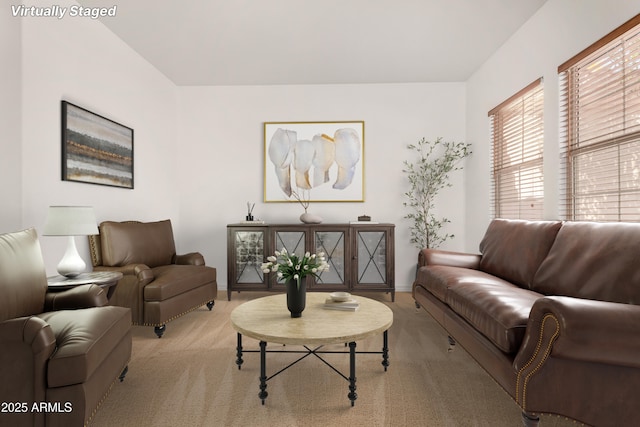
[0,228,132,427]
[88,219,217,338]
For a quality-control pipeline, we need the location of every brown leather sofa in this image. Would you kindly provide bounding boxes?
[413,219,640,427]
[89,219,217,338]
[0,228,131,427]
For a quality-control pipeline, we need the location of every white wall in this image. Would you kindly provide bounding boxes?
[0,1,22,231]
[177,83,466,291]
[13,0,633,291]
[464,0,640,251]
[7,0,467,291]
[14,0,179,274]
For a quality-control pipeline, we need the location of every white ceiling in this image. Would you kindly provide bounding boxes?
[78,0,547,86]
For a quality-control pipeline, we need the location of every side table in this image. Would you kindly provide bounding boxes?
[47,271,123,301]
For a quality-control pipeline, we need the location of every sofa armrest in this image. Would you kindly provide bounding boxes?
[44,284,108,311]
[175,252,205,266]
[418,248,481,269]
[515,296,640,371]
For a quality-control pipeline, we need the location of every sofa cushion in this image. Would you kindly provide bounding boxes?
[144,265,216,301]
[38,306,131,387]
[479,219,562,289]
[419,265,506,303]
[532,221,640,303]
[100,220,176,268]
[446,281,543,353]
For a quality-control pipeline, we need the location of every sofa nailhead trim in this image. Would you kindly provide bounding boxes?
[516,313,560,410]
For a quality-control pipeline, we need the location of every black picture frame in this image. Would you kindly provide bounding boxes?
[61,101,134,189]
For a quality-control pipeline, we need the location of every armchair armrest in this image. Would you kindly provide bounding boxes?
[0,317,56,403]
[44,284,108,311]
[95,263,154,284]
[515,296,640,372]
[418,248,481,269]
[175,252,205,266]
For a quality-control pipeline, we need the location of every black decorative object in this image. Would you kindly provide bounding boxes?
[286,278,306,318]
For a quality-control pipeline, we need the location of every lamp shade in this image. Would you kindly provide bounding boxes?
[43,206,99,236]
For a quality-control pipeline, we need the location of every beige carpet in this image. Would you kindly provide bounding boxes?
[90,292,580,427]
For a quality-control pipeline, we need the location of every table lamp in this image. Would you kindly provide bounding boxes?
[43,206,99,277]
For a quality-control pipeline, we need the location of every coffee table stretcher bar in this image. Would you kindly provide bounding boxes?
[235,331,390,406]
[230,293,393,406]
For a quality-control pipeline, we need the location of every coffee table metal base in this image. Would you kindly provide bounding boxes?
[236,331,390,406]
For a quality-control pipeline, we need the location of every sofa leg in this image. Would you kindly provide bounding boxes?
[521,411,540,427]
[206,300,215,311]
[118,366,129,382]
[154,324,166,338]
[447,336,456,352]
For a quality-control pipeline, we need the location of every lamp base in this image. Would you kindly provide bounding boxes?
[57,236,86,278]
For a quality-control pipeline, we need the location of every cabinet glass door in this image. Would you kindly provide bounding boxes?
[356,231,387,284]
[235,231,265,283]
[273,230,306,255]
[272,230,307,285]
[314,230,346,285]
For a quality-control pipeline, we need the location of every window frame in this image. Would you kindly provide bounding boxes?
[489,78,545,220]
[559,14,640,222]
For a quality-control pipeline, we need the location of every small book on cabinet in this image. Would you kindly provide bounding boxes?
[323,298,360,311]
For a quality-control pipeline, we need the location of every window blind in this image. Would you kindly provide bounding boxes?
[489,78,544,220]
[559,14,640,221]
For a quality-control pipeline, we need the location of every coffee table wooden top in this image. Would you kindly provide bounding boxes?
[230,293,393,346]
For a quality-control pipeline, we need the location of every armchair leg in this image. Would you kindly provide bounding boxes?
[522,411,540,427]
[118,366,129,382]
[447,336,456,353]
[206,300,215,311]
[154,324,166,338]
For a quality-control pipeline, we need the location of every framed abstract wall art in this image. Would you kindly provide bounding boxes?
[61,101,134,189]
[264,121,364,203]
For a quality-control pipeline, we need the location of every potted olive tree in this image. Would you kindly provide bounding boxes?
[403,137,472,249]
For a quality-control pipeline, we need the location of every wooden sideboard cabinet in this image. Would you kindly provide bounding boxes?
[227,223,395,301]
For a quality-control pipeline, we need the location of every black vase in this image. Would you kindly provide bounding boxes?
[286,278,306,318]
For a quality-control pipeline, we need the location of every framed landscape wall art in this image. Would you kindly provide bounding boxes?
[61,101,134,189]
[264,121,364,202]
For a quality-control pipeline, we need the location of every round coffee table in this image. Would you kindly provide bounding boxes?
[230,292,393,406]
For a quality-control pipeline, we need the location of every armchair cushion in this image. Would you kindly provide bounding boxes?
[38,306,132,388]
[100,220,176,268]
[144,265,216,301]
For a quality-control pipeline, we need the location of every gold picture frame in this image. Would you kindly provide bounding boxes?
[264,121,364,203]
